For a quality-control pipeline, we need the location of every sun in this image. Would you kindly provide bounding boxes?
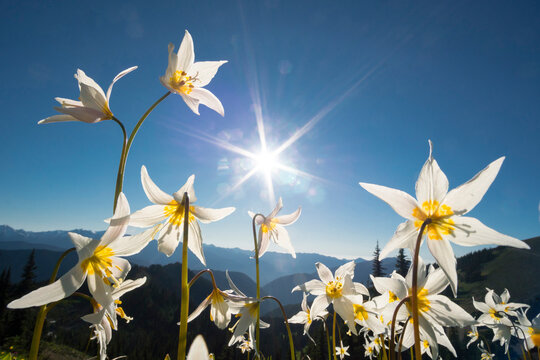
[254,150,279,174]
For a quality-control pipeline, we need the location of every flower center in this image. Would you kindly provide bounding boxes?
[388,290,399,303]
[326,280,343,299]
[306,308,312,324]
[412,200,455,240]
[407,287,430,313]
[422,340,429,350]
[81,245,115,279]
[489,308,502,320]
[531,333,540,347]
[164,200,195,226]
[102,102,113,120]
[169,70,195,94]
[261,219,278,233]
[353,304,369,321]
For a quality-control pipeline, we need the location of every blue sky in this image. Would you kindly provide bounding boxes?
[1,0,539,260]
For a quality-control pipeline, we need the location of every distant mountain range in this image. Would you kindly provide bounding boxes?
[0,225,362,285]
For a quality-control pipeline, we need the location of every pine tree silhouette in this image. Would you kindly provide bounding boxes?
[371,241,385,277]
[395,248,411,277]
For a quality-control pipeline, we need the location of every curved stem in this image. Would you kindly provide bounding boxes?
[411,219,431,359]
[262,296,296,360]
[177,192,190,360]
[397,317,410,360]
[50,247,76,283]
[112,116,127,213]
[113,91,171,211]
[188,269,217,289]
[252,213,264,355]
[332,311,337,360]
[389,296,411,360]
[28,247,77,360]
[510,320,532,360]
[479,333,492,354]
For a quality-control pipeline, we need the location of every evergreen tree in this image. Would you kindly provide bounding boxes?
[371,241,385,277]
[395,248,411,276]
[17,249,37,297]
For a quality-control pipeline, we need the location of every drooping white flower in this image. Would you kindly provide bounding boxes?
[514,311,540,350]
[478,341,495,360]
[289,292,328,342]
[225,271,269,347]
[129,166,235,264]
[347,295,386,336]
[335,341,350,359]
[160,30,227,116]
[8,194,152,308]
[39,67,137,124]
[236,335,253,354]
[466,324,480,348]
[248,197,301,258]
[359,140,530,295]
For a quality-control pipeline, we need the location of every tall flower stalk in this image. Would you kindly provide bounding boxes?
[251,214,264,355]
[177,192,190,360]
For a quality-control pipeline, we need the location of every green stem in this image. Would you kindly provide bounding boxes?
[28,247,76,360]
[397,318,410,360]
[380,334,388,360]
[262,296,295,360]
[324,319,331,360]
[252,213,264,355]
[332,311,337,360]
[113,91,171,212]
[410,347,414,360]
[479,333,492,354]
[389,296,410,360]
[177,192,190,360]
[411,219,431,360]
[112,116,127,213]
[188,269,217,289]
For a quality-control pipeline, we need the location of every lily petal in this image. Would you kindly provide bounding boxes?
[129,205,168,228]
[274,225,296,258]
[315,262,334,284]
[106,66,138,103]
[380,220,418,259]
[8,266,86,308]
[141,165,173,205]
[443,157,505,215]
[173,174,197,203]
[427,238,458,296]
[177,30,195,73]
[275,207,301,225]
[191,205,235,223]
[38,114,78,124]
[109,228,155,256]
[188,220,206,265]
[359,182,419,221]
[187,335,209,360]
[449,216,530,249]
[188,88,225,116]
[415,140,449,206]
[190,60,228,88]
[101,193,130,247]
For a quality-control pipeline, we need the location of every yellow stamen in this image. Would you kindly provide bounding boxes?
[168,70,195,95]
[164,200,195,226]
[353,304,369,321]
[489,308,502,320]
[388,291,399,303]
[261,219,278,233]
[80,245,115,280]
[412,200,455,240]
[325,280,343,299]
[406,287,430,313]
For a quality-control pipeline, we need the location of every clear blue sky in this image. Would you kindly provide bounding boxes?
[1,0,538,260]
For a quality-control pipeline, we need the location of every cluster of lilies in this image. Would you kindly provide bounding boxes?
[7,29,540,360]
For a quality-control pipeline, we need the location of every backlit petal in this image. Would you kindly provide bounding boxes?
[442,157,505,215]
[173,174,197,203]
[190,60,227,87]
[38,114,78,124]
[189,88,225,116]
[188,220,206,265]
[275,207,301,225]
[380,220,418,259]
[177,30,195,73]
[106,66,138,103]
[141,165,173,205]
[427,238,458,296]
[129,205,168,227]
[359,183,418,221]
[7,266,86,308]
[316,262,334,283]
[191,205,235,223]
[415,140,449,205]
[187,335,209,360]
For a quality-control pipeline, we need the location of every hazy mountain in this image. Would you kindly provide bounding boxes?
[0,225,353,285]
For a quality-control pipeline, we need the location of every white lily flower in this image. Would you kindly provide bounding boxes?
[39,67,137,125]
[225,272,269,347]
[82,277,147,331]
[335,341,350,359]
[248,197,301,258]
[187,285,249,330]
[89,317,112,360]
[8,194,152,308]
[478,341,495,360]
[488,288,530,316]
[129,166,235,264]
[360,140,529,295]
[466,324,480,348]
[236,335,253,354]
[289,292,328,342]
[160,30,227,116]
[371,257,475,346]
[473,290,514,327]
[292,261,367,335]
[401,320,457,359]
